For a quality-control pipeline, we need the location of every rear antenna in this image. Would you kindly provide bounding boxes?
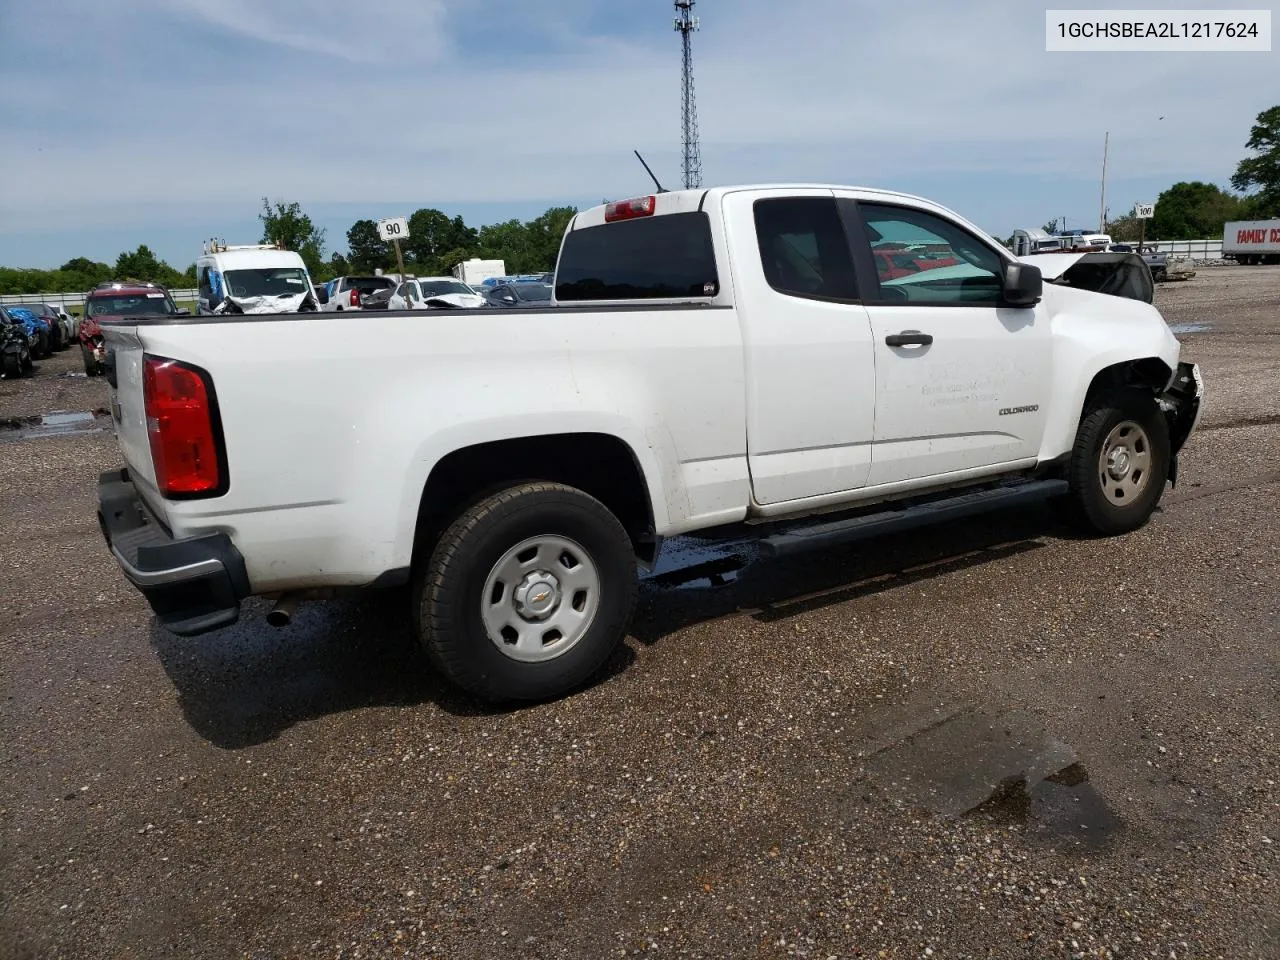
[634,150,668,194]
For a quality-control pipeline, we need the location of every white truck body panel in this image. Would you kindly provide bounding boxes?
[102,184,1187,596]
[107,309,750,591]
[453,259,506,286]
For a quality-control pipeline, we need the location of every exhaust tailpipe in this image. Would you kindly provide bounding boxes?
[267,592,301,628]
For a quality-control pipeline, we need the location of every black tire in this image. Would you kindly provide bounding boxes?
[414,482,637,702]
[81,344,99,376]
[2,351,20,379]
[20,346,32,373]
[1065,388,1171,535]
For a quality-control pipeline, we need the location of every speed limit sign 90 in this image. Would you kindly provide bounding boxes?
[377,217,410,241]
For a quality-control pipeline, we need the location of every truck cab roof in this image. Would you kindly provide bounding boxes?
[570,184,957,231]
[198,248,307,271]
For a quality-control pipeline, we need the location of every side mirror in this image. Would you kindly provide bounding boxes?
[1002,262,1042,307]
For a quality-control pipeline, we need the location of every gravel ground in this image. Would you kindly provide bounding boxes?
[1,268,1276,960]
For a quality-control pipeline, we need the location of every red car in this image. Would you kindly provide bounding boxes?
[79,281,186,376]
[872,251,958,280]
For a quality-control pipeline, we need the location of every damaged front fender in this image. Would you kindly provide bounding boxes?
[1159,361,1205,486]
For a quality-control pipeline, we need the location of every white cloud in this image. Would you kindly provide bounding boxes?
[160,0,451,63]
[0,0,1275,257]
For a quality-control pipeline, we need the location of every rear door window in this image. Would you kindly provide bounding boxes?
[350,277,395,296]
[753,197,859,301]
[555,212,719,301]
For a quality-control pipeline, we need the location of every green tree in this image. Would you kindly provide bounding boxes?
[114,244,162,281]
[1041,218,1062,234]
[325,252,349,279]
[1149,182,1243,240]
[435,247,472,277]
[258,198,326,273]
[524,206,577,270]
[60,257,113,285]
[479,219,536,272]
[1105,208,1145,242]
[345,220,388,273]
[402,210,479,274]
[1231,105,1280,218]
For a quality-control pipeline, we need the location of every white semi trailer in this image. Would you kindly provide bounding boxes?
[1222,219,1280,265]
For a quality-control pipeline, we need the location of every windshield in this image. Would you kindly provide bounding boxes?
[513,284,552,301]
[224,268,311,299]
[86,293,179,317]
[420,280,475,296]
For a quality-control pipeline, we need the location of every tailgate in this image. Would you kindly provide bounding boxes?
[102,325,166,519]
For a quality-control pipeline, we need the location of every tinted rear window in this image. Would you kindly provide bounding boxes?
[348,277,395,293]
[555,212,719,301]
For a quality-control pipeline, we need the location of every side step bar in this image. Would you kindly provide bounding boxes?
[758,479,1068,558]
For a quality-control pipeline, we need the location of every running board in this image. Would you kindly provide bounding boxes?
[758,479,1068,557]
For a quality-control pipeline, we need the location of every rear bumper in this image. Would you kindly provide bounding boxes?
[97,468,248,636]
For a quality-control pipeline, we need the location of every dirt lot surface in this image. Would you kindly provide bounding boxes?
[2,268,1277,959]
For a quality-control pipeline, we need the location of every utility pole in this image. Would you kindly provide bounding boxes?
[674,0,703,190]
[1099,131,1109,233]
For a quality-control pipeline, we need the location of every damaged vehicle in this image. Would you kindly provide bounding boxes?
[81,282,187,376]
[388,277,487,311]
[196,242,319,316]
[94,184,1203,704]
[0,306,35,378]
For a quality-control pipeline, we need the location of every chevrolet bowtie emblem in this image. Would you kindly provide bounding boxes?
[531,591,550,603]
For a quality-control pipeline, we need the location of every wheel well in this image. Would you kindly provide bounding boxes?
[1083,357,1172,411]
[413,433,658,566]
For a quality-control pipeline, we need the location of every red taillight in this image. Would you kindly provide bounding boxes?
[350,287,361,308]
[143,356,223,498]
[604,195,657,222]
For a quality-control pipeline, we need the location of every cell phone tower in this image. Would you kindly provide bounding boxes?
[674,0,702,190]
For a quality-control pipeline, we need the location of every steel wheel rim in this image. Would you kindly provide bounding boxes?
[1098,419,1152,506]
[481,535,601,663]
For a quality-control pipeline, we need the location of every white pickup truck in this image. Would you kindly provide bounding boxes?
[96,185,1203,702]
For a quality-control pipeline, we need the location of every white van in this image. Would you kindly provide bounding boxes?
[196,242,318,315]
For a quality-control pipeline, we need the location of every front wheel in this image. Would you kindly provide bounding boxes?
[2,350,21,379]
[81,344,100,376]
[413,482,637,702]
[1065,389,1171,535]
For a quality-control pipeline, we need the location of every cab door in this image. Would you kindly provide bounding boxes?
[838,197,1053,487]
[723,189,878,504]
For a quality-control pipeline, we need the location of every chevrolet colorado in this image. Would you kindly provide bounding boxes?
[95,185,1203,702]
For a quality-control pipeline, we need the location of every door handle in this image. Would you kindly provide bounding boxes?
[885,331,933,347]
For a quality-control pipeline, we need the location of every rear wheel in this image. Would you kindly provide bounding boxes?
[413,482,637,702]
[1065,389,1171,535]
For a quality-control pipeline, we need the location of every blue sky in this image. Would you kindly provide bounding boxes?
[0,0,1274,269]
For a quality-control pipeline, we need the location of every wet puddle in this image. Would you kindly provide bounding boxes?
[0,409,112,442]
[970,763,1122,852]
[856,705,1122,852]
